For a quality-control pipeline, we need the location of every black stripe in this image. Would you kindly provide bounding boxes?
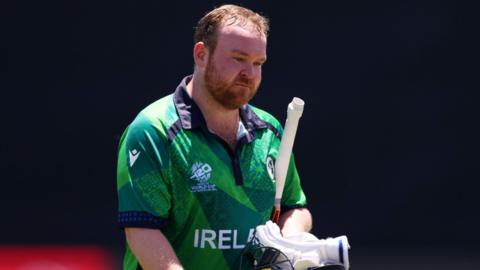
[118,211,168,228]
[233,155,244,185]
[280,204,307,214]
[167,119,184,143]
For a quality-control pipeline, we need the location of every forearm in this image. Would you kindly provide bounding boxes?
[278,208,312,237]
[125,228,183,270]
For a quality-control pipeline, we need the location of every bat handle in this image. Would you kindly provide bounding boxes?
[271,199,281,223]
[271,206,280,223]
[272,97,304,224]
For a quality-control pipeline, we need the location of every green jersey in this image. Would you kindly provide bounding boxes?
[116,76,307,270]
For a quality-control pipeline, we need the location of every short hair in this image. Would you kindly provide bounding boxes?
[194,4,269,53]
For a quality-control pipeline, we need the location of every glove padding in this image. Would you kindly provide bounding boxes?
[255,221,350,270]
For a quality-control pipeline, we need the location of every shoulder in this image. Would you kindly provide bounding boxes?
[248,104,283,134]
[131,94,178,134]
[124,94,178,143]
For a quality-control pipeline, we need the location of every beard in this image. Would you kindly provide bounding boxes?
[204,58,259,110]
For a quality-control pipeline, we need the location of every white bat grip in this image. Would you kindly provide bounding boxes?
[274,97,304,208]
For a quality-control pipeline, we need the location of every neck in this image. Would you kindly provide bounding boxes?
[186,74,240,149]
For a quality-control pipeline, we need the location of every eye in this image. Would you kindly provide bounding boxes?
[233,56,245,62]
[254,59,267,67]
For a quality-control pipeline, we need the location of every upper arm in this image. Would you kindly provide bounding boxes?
[117,114,172,229]
[125,228,182,270]
[278,207,313,236]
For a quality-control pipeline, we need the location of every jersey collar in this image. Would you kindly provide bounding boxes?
[173,75,270,143]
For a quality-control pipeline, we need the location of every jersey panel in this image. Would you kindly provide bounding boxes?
[161,194,230,270]
[117,131,130,189]
[191,188,265,269]
[249,106,307,208]
[117,96,178,219]
[142,131,250,269]
[120,113,171,218]
[117,76,309,270]
[240,128,277,214]
[281,154,307,207]
[153,118,281,269]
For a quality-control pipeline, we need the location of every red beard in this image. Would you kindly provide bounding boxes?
[204,59,259,110]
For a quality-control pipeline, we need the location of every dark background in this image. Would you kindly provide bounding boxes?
[2,0,479,269]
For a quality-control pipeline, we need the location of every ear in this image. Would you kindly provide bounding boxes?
[193,42,209,69]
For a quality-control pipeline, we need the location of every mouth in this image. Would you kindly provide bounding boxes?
[234,82,252,89]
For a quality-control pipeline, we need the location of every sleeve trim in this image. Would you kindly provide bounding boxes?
[118,211,168,229]
[281,204,307,214]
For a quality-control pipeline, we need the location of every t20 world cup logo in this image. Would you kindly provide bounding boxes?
[190,162,212,183]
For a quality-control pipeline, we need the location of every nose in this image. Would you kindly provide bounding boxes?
[240,63,257,79]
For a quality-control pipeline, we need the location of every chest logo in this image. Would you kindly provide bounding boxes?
[129,149,141,167]
[266,156,275,181]
[189,162,216,192]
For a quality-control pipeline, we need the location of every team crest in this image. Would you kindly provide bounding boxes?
[189,162,216,192]
[266,156,275,181]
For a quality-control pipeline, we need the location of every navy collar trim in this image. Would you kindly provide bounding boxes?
[173,75,269,141]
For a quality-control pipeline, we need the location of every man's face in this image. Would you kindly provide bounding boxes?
[204,23,267,110]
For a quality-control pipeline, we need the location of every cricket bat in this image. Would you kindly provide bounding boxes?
[271,97,305,223]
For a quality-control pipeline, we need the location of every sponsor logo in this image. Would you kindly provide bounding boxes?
[189,162,216,192]
[129,149,141,167]
[266,156,275,180]
[193,228,255,249]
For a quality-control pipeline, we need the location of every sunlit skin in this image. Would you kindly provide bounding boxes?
[187,24,311,235]
[204,23,267,109]
[187,22,267,148]
[125,13,312,270]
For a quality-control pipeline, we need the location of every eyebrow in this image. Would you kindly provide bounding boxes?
[231,49,267,62]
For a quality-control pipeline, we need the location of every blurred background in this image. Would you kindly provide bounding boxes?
[2,0,478,269]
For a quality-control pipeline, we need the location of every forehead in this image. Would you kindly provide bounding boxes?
[215,23,267,57]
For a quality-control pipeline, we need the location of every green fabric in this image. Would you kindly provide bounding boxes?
[117,92,307,270]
